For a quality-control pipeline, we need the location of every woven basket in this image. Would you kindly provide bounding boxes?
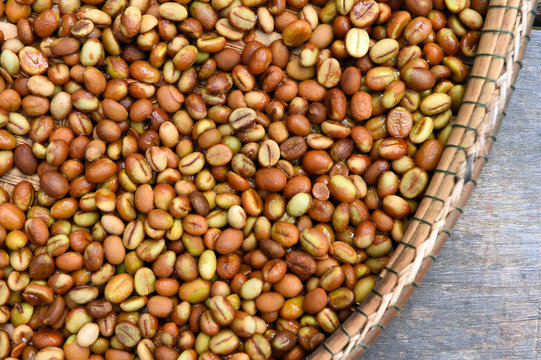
[0,0,536,359]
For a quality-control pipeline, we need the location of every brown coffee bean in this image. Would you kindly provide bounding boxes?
[51,37,80,56]
[262,259,287,283]
[285,251,317,280]
[40,172,69,199]
[260,238,286,259]
[286,114,310,136]
[401,66,436,91]
[364,159,390,185]
[13,144,38,175]
[366,66,396,91]
[280,136,307,161]
[379,137,407,160]
[248,47,273,76]
[32,329,63,349]
[255,292,285,313]
[304,288,328,314]
[147,296,174,318]
[415,138,444,171]
[404,17,432,44]
[325,88,347,121]
[340,66,362,95]
[273,274,303,298]
[350,91,373,122]
[189,191,210,216]
[302,150,334,175]
[215,228,244,255]
[213,48,241,72]
[0,202,24,231]
[386,107,413,138]
[85,158,118,183]
[255,168,287,192]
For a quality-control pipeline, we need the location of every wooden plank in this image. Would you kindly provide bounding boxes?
[361,30,541,360]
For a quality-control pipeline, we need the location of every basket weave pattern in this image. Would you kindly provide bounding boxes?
[309,0,537,358]
[0,0,536,359]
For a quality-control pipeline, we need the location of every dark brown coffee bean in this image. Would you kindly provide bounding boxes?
[189,191,210,216]
[14,143,38,175]
[280,136,307,161]
[40,171,69,198]
[285,250,317,280]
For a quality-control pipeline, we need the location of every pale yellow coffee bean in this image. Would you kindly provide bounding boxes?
[76,322,99,347]
[345,28,370,58]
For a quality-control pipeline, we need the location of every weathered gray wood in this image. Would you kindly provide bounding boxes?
[361,30,541,360]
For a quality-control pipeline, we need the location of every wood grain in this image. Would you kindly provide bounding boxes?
[361,30,541,360]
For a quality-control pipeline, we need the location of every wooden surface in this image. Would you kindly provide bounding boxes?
[361,30,541,360]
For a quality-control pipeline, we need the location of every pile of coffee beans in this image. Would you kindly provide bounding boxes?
[0,0,487,358]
